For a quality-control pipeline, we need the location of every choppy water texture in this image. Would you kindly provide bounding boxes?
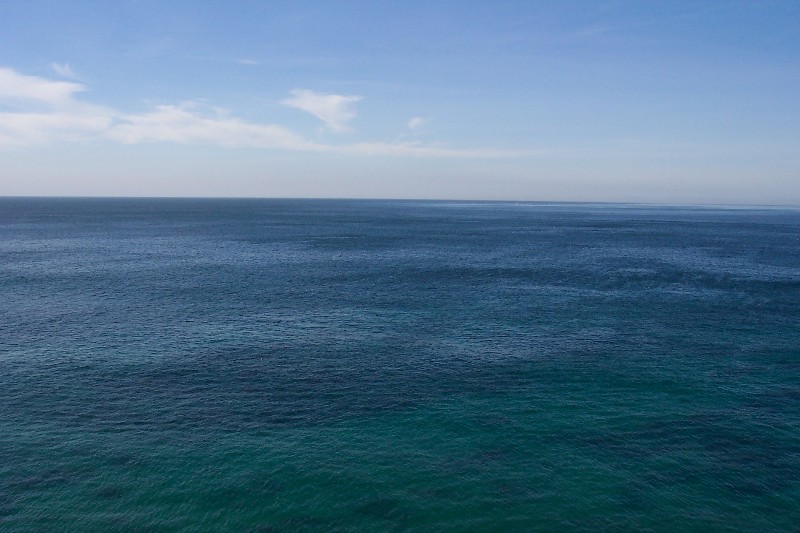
[1,198,799,531]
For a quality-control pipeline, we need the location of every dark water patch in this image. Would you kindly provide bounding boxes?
[2,460,96,494]
[3,337,564,433]
[96,485,125,500]
[352,497,413,522]
[581,412,779,459]
[581,409,799,506]
[262,514,348,532]
[106,453,144,468]
[435,446,515,477]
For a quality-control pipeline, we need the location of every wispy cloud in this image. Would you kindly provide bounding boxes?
[0,67,112,146]
[0,67,85,106]
[51,62,77,79]
[281,89,361,132]
[0,66,528,158]
[335,141,532,158]
[106,102,317,150]
[407,116,426,131]
[0,111,111,147]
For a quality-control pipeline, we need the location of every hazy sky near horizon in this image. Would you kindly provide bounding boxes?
[1,1,799,203]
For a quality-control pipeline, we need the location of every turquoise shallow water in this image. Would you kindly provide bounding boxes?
[1,198,799,530]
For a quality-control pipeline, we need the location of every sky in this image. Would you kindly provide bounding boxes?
[1,0,799,204]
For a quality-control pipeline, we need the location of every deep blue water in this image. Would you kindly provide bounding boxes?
[1,198,799,530]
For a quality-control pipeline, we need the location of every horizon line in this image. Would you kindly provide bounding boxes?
[2,195,799,210]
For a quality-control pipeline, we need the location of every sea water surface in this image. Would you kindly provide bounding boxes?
[1,198,798,531]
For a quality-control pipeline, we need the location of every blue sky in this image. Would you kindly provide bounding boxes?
[1,0,799,203]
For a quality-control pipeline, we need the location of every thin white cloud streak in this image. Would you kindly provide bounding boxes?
[51,62,77,79]
[105,109,529,157]
[0,112,111,146]
[0,67,528,158]
[0,67,113,146]
[407,116,425,131]
[335,142,534,158]
[281,89,361,132]
[106,103,318,150]
[0,67,85,105]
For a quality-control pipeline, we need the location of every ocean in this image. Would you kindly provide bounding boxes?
[1,198,798,531]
